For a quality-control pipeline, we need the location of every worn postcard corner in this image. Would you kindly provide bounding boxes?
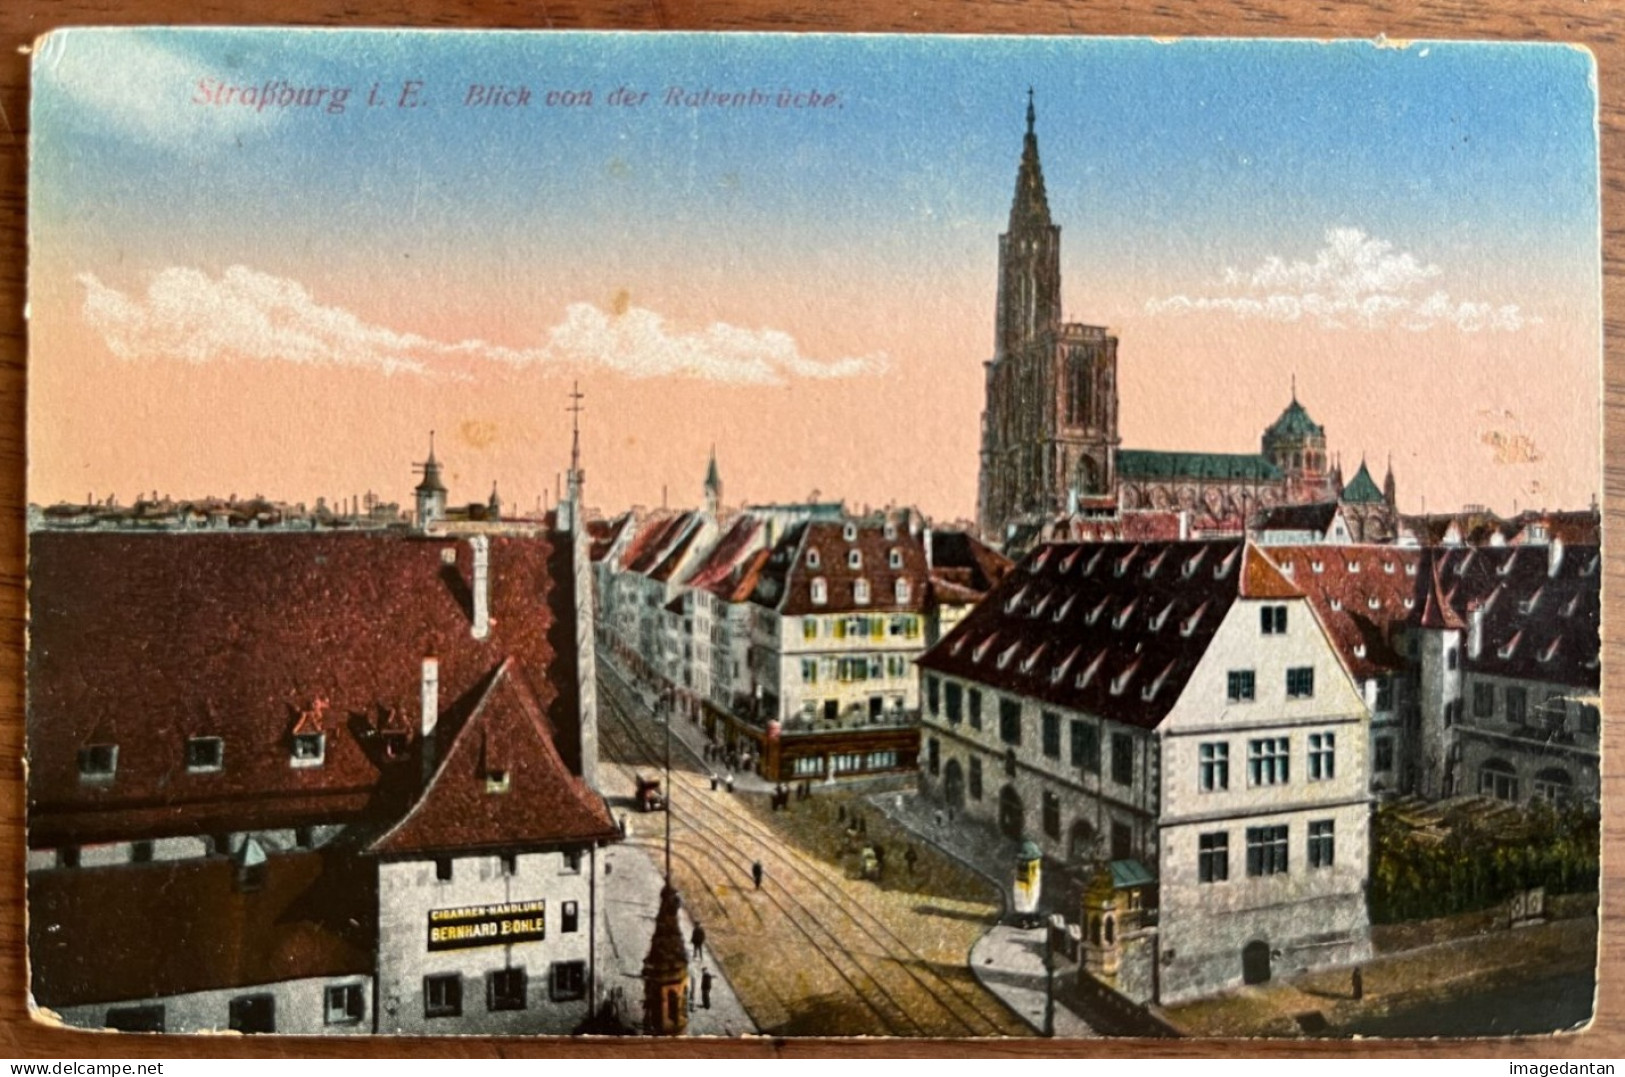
[23,30,1603,1043]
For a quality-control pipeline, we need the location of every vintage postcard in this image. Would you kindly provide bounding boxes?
[24,31,1602,1039]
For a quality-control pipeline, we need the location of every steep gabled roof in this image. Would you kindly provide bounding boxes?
[685,516,765,593]
[27,530,578,847]
[1441,544,1599,689]
[919,539,1272,730]
[371,659,618,856]
[1260,546,1421,679]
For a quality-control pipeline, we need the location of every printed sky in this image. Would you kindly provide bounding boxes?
[29,31,1602,521]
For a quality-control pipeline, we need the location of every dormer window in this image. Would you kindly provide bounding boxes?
[1311,560,1324,574]
[848,550,863,570]
[1330,598,1343,612]
[1405,563,1418,576]
[1367,596,1381,610]
[894,579,910,604]
[806,549,821,569]
[486,769,511,794]
[381,729,409,760]
[888,548,903,570]
[854,579,871,605]
[186,736,224,773]
[842,523,858,542]
[77,744,117,782]
[883,522,897,540]
[1383,561,1396,574]
[290,732,326,768]
[810,577,828,605]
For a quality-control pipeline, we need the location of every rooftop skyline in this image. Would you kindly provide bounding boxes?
[28,31,1603,520]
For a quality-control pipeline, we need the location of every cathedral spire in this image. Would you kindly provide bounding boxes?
[1009,89,1053,230]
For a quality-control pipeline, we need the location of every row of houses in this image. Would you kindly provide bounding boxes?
[592,460,1011,784]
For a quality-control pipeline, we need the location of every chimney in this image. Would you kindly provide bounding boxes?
[1468,605,1485,661]
[421,656,440,783]
[1548,537,1565,577]
[470,535,491,639]
[923,525,934,570]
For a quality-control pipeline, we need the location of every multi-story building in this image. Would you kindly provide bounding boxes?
[27,466,619,1035]
[917,538,1373,1003]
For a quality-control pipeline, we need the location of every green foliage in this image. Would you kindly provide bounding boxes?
[1368,799,1600,923]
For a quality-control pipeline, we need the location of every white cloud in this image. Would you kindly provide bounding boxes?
[1147,227,1534,332]
[78,266,885,385]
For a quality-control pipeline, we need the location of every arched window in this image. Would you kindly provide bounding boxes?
[810,577,828,606]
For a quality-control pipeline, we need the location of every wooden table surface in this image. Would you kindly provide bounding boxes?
[0,0,1618,1059]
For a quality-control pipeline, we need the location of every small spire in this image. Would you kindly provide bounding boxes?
[1026,87,1035,134]
[427,429,437,463]
[1291,373,1297,403]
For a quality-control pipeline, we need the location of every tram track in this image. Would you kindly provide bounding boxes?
[597,662,1029,1038]
[599,690,924,1035]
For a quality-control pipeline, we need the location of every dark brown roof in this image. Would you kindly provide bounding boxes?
[588,513,633,563]
[1441,544,1600,689]
[918,540,1291,729]
[929,530,1013,595]
[1261,544,1599,688]
[30,847,374,1009]
[748,521,930,616]
[27,530,584,847]
[371,659,618,856]
[1257,501,1343,534]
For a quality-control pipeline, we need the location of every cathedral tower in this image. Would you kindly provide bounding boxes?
[978,93,1120,544]
[996,91,1063,361]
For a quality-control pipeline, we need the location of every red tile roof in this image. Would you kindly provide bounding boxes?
[30,848,373,1009]
[918,539,1268,729]
[622,513,694,575]
[371,659,617,856]
[686,517,765,593]
[1258,546,1422,679]
[27,530,584,847]
[748,521,931,616]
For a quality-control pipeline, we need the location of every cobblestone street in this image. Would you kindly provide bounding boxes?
[595,660,1033,1039]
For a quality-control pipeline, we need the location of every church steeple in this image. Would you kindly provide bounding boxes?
[703,446,722,517]
[995,90,1063,360]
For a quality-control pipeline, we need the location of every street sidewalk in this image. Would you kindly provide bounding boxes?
[596,834,758,1038]
[870,787,1102,1037]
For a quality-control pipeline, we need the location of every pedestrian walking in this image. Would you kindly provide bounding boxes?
[1351,966,1364,1001]
[904,844,918,877]
[933,809,943,829]
[710,773,719,791]
[701,969,714,1010]
[725,773,735,793]
[691,922,707,961]
[751,861,764,890]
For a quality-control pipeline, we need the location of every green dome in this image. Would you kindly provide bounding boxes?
[1265,398,1325,440]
